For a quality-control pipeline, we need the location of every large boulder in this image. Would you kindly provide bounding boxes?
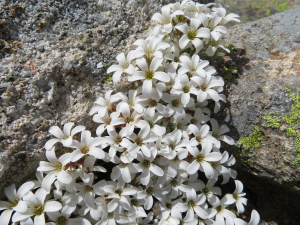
[0,0,299,224]
[0,0,173,197]
[214,8,300,225]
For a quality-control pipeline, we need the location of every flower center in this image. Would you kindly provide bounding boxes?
[142,159,151,168]
[187,29,197,40]
[171,99,180,107]
[195,135,202,143]
[145,70,154,80]
[115,136,122,145]
[216,205,223,213]
[187,200,196,209]
[124,117,134,123]
[33,204,44,216]
[166,202,172,210]
[169,143,176,150]
[200,84,207,91]
[135,137,143,146]
[170,179,178,187]
[190,118,197,124]
[202,187,210,196]
[84,185,93,193]
[148,98,158,107]
[147,120,154,128]
[146,187,154,195]
[57,216,68,225]
[182,85,190,93]
[195,154,205,163]
[131,199,139,206]
[108,212,114,219]
[81,146,89,154]
[233,193,239,200]
[115,189,123,196]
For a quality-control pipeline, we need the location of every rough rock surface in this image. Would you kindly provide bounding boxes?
[0,0,300,224]
[0,0,177,196]
[212,8,300,225]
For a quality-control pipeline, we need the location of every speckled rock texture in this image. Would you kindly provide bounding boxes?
[211,8,300,225]
[0,0,300,224]
[0,0,178,195]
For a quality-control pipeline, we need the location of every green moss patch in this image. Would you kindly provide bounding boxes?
[284,87,300,127]
[238,125,264,153]
[263,113,281,129]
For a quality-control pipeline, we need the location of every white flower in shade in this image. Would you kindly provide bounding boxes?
[234,210,260,225]
[37,147,73,192]
[89,90,122,116]
[178,54,208,78]
[205,39,230,57]
[211,195,236,225]
[76,155,106,183]
[102,181,137,212]
[187,141,222,179]
[127,120,158,157]
[70,130,106,162]
[161,93,186,120]
[44,122,85,150]
[136,177,166,210]
[46,205,91,225]
[93,108,122,135]
[176,189,208,220]
[175,18,210,52]
[142,108,166,136]
[136,148,164,185]
[116,102,148,136]
[128,57,170,96]
[172,211,198,225]
[197,73,224,103]
[152,5,183,33]
[117,89,145,114]
[0,182,36,225]
[170,74,201,105]
[161,176,192,199]
[158,215,180,225]
[212,6,241,25]
[107,50,144,83]
[188,108,210,127]
[188,124,217,147]
[198,178,220,201]
[111,162,141,184]
[210,118,234,148]
[12,188,62,225]
[225,180,247,214]
[134,37,170,60]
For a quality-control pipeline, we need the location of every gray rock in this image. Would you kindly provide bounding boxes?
[211,8,300,225]
[1,0,300,224]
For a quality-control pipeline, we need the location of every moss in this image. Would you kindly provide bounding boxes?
[286,127,297,137]
[284,87,300,127]
[263,113,281,129]
[238,125,264,153]
[104,74,112,84]
[223,66,238,82]
[225,44,235,51]
[292,134,300,166]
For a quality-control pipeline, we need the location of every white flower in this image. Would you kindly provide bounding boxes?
[44,122,85,150]
[134,37,170,60]
[226,180,247,214]
[210,118,234,148]
[37,147,73,192]
[70,130,106,162]
[0,182,36,225]
[234,210,260,225]
[175,18,210,52]
[187,141,222,179]
[136,148,164,185]
[12,188,62,225]
[178,54,208,78]
[176,189,209,220]
[128,57,170,96]
[107,50,144,83]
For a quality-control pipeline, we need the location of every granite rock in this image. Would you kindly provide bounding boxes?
[1,0,300,224]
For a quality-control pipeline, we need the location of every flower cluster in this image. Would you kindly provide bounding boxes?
[0,1,260,225]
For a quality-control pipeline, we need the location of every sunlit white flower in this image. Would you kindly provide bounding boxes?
[107,50,144,83]
[134,37,170,60]
[45,122,85,150]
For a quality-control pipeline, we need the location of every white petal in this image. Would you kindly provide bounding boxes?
[150,164,164,176]
[44,201,62,212]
